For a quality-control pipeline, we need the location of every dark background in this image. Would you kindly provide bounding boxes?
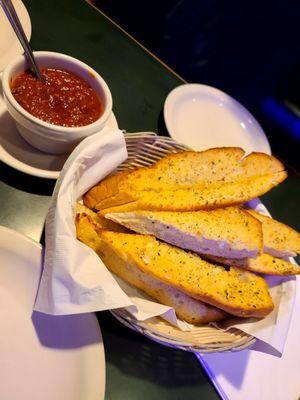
[95,0,300,170]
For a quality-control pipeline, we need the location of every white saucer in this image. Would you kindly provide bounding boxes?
[164,84,271,155]
[0,0,31,71]
[0,86,118,179]
[0,225,105,400]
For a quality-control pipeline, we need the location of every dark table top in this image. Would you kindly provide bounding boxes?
[0,1,299,399]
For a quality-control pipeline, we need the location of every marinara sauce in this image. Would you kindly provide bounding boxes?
[10,68,103,127]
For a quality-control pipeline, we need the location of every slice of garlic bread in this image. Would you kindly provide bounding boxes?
[83,148,287,212]
[98,231,273,318]
[105,207,263,259]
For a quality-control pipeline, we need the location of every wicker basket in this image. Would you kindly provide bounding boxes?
[110,132,256,353]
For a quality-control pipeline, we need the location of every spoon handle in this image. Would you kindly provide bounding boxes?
[0,0,44,81]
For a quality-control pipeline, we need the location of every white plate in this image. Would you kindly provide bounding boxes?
[0,84,118,179]
[164,84,271,155]
[0,225,105,400]
[0,0,31,71]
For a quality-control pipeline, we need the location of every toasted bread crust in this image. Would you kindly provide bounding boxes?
[83,170,133,210]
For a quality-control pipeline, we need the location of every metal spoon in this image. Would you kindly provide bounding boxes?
[0,0,44,81]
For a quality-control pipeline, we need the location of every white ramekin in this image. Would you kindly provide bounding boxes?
[2,51,113,154]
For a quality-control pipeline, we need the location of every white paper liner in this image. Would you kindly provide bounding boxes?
[34,127,132,314]
[34,129,296,353]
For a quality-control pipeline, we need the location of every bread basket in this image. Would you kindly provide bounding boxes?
[108,132,256,353]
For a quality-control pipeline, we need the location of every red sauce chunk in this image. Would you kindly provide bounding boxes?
[10,68,103,127]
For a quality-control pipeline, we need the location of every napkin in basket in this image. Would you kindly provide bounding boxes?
[34,127,132,314]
